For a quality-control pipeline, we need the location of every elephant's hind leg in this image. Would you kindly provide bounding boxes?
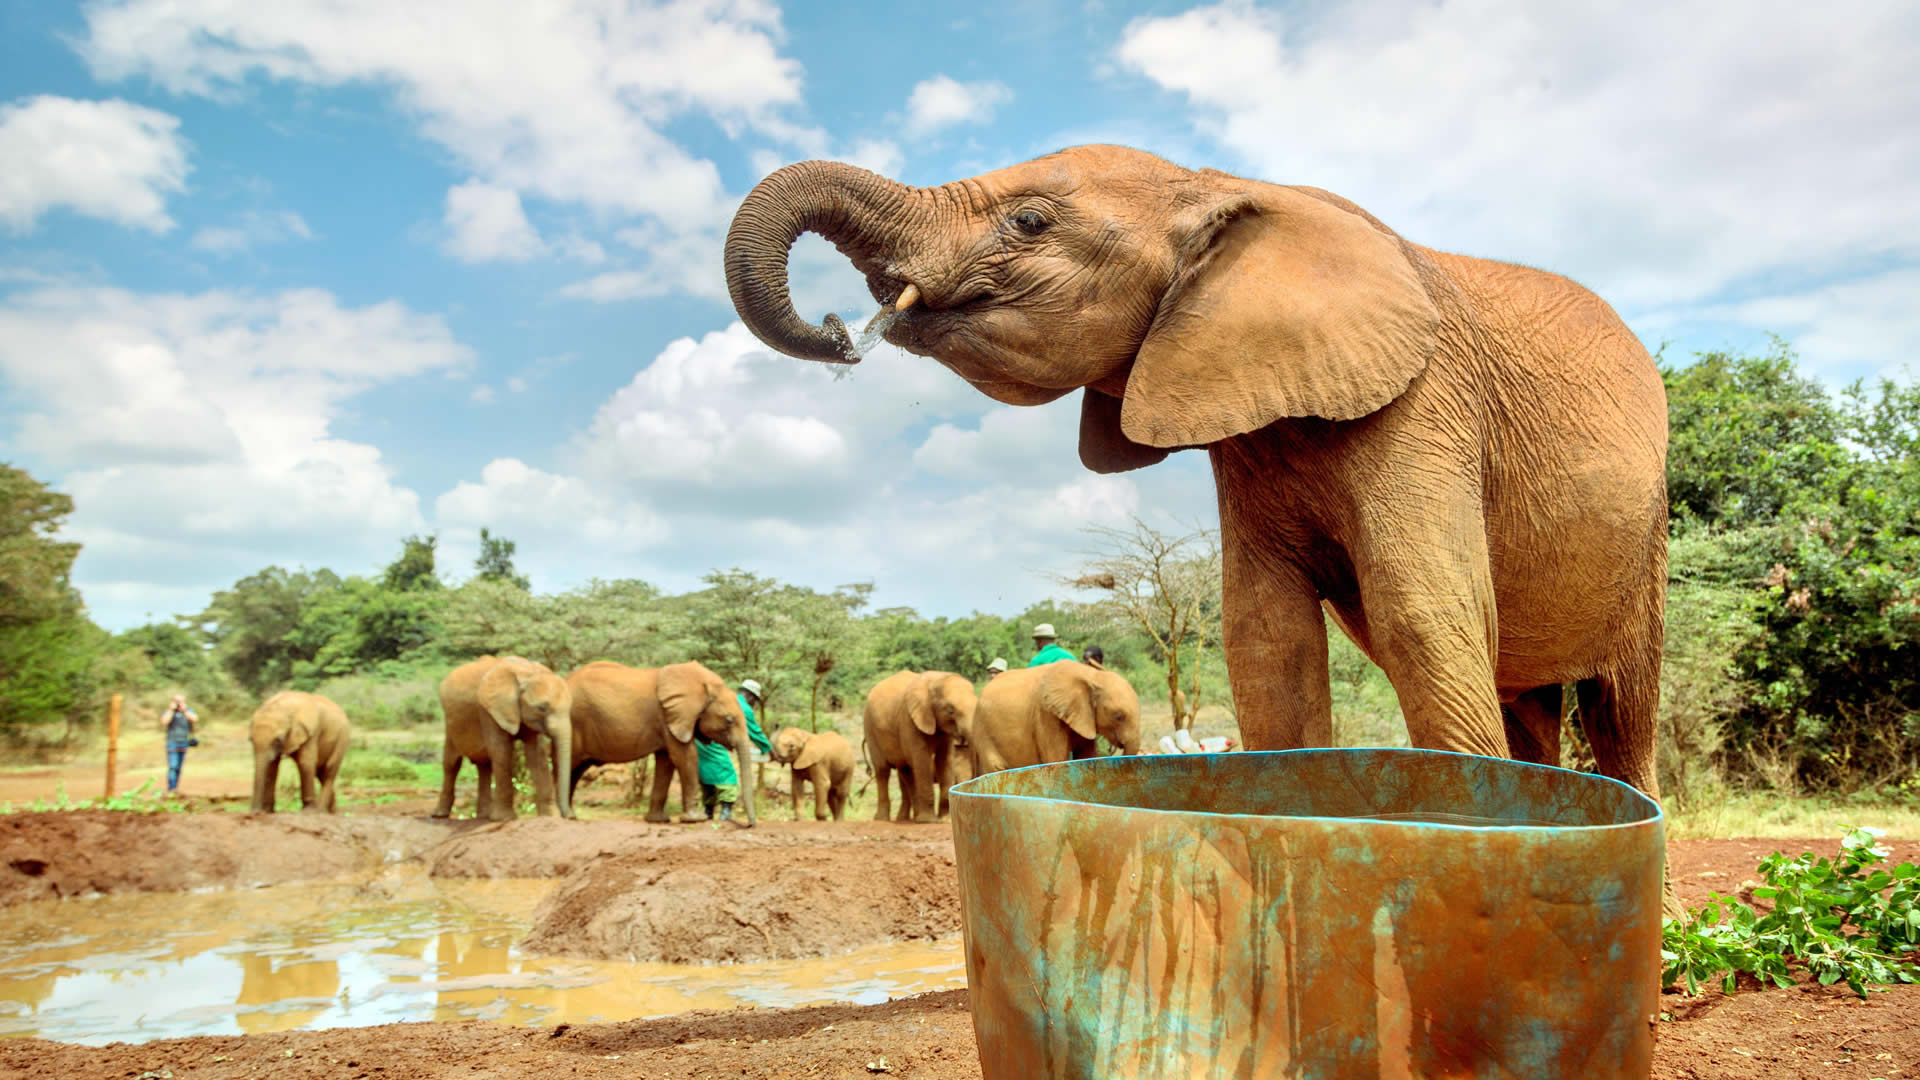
[1501,685,1563,767]
[872,760,894,822]
[432,737,461,818]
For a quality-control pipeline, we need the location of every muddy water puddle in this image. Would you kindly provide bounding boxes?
[0,867,964,1045]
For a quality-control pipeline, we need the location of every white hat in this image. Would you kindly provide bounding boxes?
[986,657,1008,674]
[739,679,763,700]
[1032,623,1057,639]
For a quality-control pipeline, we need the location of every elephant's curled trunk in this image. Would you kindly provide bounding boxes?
[723,160,913,365]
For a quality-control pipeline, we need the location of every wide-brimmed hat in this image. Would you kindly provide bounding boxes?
[1031,623,1057,639]
[739,679,763,701]
[986,658,1008,674]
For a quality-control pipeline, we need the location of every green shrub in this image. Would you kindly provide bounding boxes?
[1662,826,1920,999]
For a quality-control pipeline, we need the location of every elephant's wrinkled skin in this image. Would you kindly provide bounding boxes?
[724,145,1669,815]
[565,660,757,827]
[861,670,976,823]
[248,690,351,813]
[769,726,855,820]
[970,660,1142,776]
[434,655,573,821]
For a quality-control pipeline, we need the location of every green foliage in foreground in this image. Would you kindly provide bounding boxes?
[1662,827,1920,999]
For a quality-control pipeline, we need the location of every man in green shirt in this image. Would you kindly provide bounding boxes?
[697,678,774,821]
[1027,623,1077,667]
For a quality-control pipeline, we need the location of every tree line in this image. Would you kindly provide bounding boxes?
[2,339,1915,797]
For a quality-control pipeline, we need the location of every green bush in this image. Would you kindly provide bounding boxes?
[338,749,432,786]
[1662,826,1920,999]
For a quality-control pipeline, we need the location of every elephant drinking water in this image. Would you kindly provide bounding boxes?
[722,144,1671,842]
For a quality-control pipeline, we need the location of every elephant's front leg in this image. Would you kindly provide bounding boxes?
[295,746,320,812]
[485,729,518,822]
[790,767,803,820]
[473,759,494,820]
[933,739,952,819]
[810,764,830,821]
[1353,511,1507,757]
[1219,532,1335,751]
[905,743,938,823]
[670,744,705,823]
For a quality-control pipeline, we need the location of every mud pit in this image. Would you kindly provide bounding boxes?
[0,814,1913,1079]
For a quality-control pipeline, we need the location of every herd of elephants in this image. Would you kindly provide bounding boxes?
[255,139,1676,905]
[245,652,1143,828]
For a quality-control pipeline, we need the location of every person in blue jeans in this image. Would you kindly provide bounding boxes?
[160,695,197,793]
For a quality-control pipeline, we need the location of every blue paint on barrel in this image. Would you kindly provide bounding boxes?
[950,748,1665,1079]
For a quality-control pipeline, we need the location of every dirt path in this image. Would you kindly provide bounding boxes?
[0,815,1915,1078]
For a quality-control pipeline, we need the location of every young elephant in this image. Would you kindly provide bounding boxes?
[249,690,351,813]
[434,655,573,821]
[769,726,855,821]
[971,660,1142,776]
[862,670,977,823]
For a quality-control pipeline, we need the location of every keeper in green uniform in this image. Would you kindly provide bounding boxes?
[1026,623,1077,667]
[698,678,773,821]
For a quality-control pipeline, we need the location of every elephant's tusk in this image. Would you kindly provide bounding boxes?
[894,283,920,312]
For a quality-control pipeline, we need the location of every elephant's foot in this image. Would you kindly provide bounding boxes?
[644,811,670,824]
[677,812,706,824]
[430,810,451,820]
[486,810,517,823]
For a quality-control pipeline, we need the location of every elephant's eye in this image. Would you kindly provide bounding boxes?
[1011,208,1049,235]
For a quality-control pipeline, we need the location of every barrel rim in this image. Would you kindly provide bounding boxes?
[948,746,1664,832]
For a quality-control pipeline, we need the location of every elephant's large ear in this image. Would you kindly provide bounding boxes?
[1038,663,1098,742]
[1078,389,1172,475]
[656,663,706,744]
[908,676,937,737]
[793,734,826,772]
[478,662,521,736]
[1121,182,1441,447]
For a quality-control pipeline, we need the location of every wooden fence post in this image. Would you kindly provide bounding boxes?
[104,693,122,800]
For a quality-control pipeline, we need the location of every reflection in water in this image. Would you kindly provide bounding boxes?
[0,866,965,1046]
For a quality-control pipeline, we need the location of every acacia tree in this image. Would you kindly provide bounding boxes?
[1062,518,1222,732]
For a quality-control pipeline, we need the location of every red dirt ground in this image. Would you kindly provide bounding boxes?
[0,818,1914,1078]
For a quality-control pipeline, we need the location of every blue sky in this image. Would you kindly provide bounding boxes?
[1,0,1915,632]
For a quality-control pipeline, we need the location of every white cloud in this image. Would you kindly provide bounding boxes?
[79,0,810,283]
[842,137,905,178]
[1116,0,1920,311]
[1689,267,1920,385]
[904,75,1013,137]
[0,95,190,233]
[0,286,472,628]
[470,384,496,404]
[506,376,529,393]
[442,180,543,262]
[435,458,670,587]
[414,316,1217,617]
[189,210,313,256]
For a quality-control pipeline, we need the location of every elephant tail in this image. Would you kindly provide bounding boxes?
[856,737,874,797]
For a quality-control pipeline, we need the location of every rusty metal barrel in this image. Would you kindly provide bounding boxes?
[950,748,1665,1079]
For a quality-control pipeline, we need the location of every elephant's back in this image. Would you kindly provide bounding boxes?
[566,664,662,760]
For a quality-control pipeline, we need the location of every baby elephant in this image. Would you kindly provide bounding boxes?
[249,690,351,813]
[769,727,854,821]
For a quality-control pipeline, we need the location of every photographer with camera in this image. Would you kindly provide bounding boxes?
[160,694,200,794]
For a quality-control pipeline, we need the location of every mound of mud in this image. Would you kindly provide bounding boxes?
[425,817,670,879]
[520,840,963,964]
[0,811,469,905]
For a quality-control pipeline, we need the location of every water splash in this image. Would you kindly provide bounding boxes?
[854,307,904,358]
